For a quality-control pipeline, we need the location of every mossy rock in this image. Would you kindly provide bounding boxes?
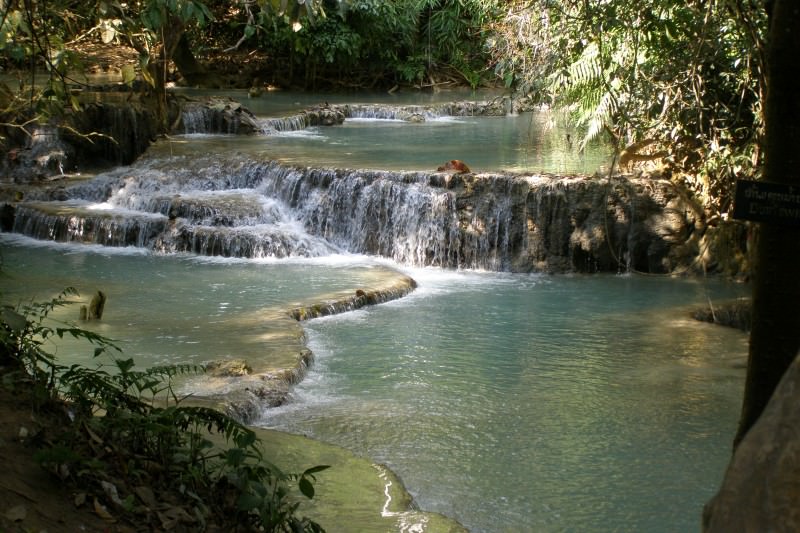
[206,358,253,377]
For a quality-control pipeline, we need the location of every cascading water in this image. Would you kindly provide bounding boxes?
[0,96,740,533]
[5,147,695,272]
[11,201,167,247]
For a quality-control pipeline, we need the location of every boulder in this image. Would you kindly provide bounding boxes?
[306,105,345,126]
[177,97,261,134]
[703,353,800,532]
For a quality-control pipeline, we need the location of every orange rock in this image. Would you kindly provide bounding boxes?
[437,160,471,174]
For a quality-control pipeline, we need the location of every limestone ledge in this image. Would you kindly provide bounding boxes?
[195,271,465,532]
[196,271,418,423]
[289,274,418,321]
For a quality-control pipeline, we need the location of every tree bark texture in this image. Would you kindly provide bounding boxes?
[734,0,800,447]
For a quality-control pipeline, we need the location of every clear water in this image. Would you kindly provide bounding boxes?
[155,113,604,175]
[260,269,748,533]
[0,235,397,372]
[176,87,503,116]
[163,89,608,174]
[0,89,747,532]
[268,114,603,174]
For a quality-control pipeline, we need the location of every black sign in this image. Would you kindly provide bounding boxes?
[733,179,800,227]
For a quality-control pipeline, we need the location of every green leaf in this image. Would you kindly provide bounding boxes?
[116,358,135,373]
[302,465,330,476]
[237,492,263,511]
[225,447,246,467]
[121,64,136,85]
[1,308,28,333]
[234,429,257,449]
[139,57,155,87]
[69,94,82,112]
[298,476,315,499]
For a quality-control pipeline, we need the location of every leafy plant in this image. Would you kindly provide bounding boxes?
[491,0,766,217]
[1,289,328,532]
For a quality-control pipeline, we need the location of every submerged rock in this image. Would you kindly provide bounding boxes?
[240,428,470,533]
[691,298,751,332]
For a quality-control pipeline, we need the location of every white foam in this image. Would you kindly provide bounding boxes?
[0,233,150,256]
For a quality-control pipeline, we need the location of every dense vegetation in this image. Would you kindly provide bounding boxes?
[0,0,767,226]
[0,288,327,531]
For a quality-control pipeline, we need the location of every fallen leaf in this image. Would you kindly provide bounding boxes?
[83,421,104,444]
[101,480,124,507]
[74,492,87,507]
[5,504,26,522]
[157,505,195,529]
[94,497,115,522]
[157,510,178,530]
[134,485,156,507]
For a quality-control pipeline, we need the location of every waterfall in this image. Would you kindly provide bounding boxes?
[11,201,167,248]
[338,102,507,121]
[181,107,209,134]
[178,99,262,135]
[1,151,695,273]
[260,114,312,133]
[179,100,509,136]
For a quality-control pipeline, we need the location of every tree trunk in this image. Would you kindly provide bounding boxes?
[733,0,800,447]
[173,34,223,87]
[143,16,186,132]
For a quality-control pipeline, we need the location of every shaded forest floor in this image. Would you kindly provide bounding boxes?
[0,370,135,532]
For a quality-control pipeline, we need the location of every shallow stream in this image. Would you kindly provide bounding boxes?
[0,90,749,532]
[262,269,747,532]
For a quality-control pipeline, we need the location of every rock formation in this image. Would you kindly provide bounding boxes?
[703,353,800,532]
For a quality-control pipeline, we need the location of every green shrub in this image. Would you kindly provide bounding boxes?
[1,288,327,532]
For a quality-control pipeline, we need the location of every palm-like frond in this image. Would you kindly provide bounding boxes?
[550,41,620,150]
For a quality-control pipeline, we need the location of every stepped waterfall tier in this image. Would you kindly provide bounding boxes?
[2,153,701,274]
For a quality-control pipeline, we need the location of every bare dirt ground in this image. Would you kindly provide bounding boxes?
[0,372,135,532]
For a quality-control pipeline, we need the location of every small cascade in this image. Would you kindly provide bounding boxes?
[340,104,432,121]
[181,107,211,134]
[254,100,507,135]
[153,222,336,259]
[338,101,507,121]
[12,201,167,248]
[259,105,346,134]
[260,114,312,133]
[178,98,262,135]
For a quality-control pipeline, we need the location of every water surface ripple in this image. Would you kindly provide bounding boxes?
[261,271,747,533]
